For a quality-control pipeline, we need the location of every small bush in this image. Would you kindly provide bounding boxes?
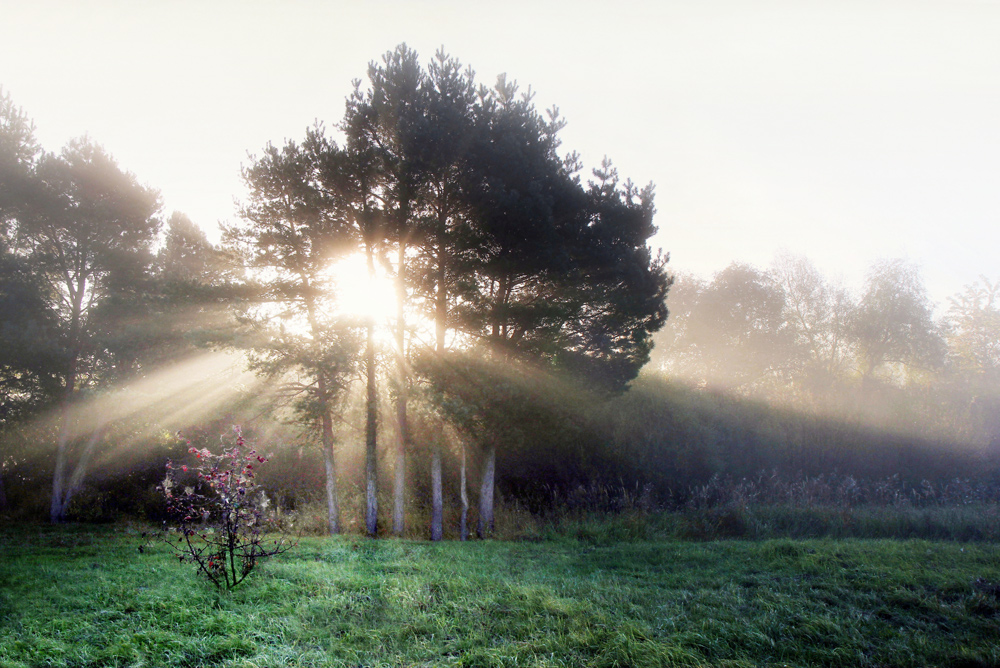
[143,426,295,590]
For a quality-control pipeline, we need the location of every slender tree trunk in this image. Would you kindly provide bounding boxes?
[477,441,496,538]
[50,414,71,523]
[392,241,408,536]
[392,401,406,536]
[319,375,340,534]
[323,431,340,535]
[430,445,443,540]
[476,279,511,538]
[51,282,85,524]
[56,424,107,519]
[365,246,379,538]
[430,206,447,540]
[460,440,468,541]
[51,411,107,523]
[50,363,80,523]
[50,363,78,523]
[365,325,378,537]
[0,463,7,510]
[302,286,340,535]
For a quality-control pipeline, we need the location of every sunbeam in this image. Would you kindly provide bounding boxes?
[15,351,264,460]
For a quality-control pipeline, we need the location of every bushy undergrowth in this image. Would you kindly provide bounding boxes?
[686,469,999,509]
[673,504,1000,542]
[3,373,999,533]
[226,478,1000,544]
[484,502,1000,544]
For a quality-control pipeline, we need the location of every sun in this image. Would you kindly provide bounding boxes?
[327,253,398,327]
[323,251,440,350]
[265,253,401,344]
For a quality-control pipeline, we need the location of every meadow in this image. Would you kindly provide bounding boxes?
[2,521,999,668]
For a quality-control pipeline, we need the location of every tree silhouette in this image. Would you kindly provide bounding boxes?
[412,72,670,536]
[0,89,59,446]
[340,45,426,537]
[14,138,162,522]
[225,133,362,534]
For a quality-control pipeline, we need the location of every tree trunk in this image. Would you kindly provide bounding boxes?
[323,433,340,535]
[50,373,78,523]
[430,442,443,541]
[477,441,496,538]
[365,321,378,538]
[392,403,406,536]
[365,246,379,538]
[392,241,408,536]
[478,275,510,538]
[429,207,448,540]
[303,286,340,535]
[459,440,468,542]
[320,379,340,534]
[63,427,104,511]
[0,463,7,510]
[51,417,107,523]
[50,279,85,524]
[50,422,71,523]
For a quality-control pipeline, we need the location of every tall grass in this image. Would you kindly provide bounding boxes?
[3,525,1000,667]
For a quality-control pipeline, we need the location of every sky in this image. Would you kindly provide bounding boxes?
[2,0,998,309]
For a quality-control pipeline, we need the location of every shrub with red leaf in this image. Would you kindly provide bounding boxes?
[146,426,296,590]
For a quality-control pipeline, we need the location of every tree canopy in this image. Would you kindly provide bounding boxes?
[213,45,672,538]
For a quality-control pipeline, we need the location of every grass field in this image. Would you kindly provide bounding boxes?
[2,524,999,667]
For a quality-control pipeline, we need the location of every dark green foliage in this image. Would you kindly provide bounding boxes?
[12,135,164,385]
[416,362,995,514]
[0,247,61,427]
[5,133,165,522]
[415,351,618,505]
[5,358,994,527]
[454,86,670,390]
[10,55,1000,538]
[0,86,39,228]
[0,91,59,430]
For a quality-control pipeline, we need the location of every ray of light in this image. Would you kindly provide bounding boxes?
[13,350,265,460]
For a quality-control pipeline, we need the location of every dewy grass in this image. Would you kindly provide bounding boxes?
[2,524,1000,667]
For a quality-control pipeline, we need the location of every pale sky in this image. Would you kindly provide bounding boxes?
[2,0,998,308]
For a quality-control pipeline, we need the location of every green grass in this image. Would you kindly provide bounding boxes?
[2,524,1000,667]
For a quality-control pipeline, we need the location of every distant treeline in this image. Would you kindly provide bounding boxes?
[650,257,1000,444]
